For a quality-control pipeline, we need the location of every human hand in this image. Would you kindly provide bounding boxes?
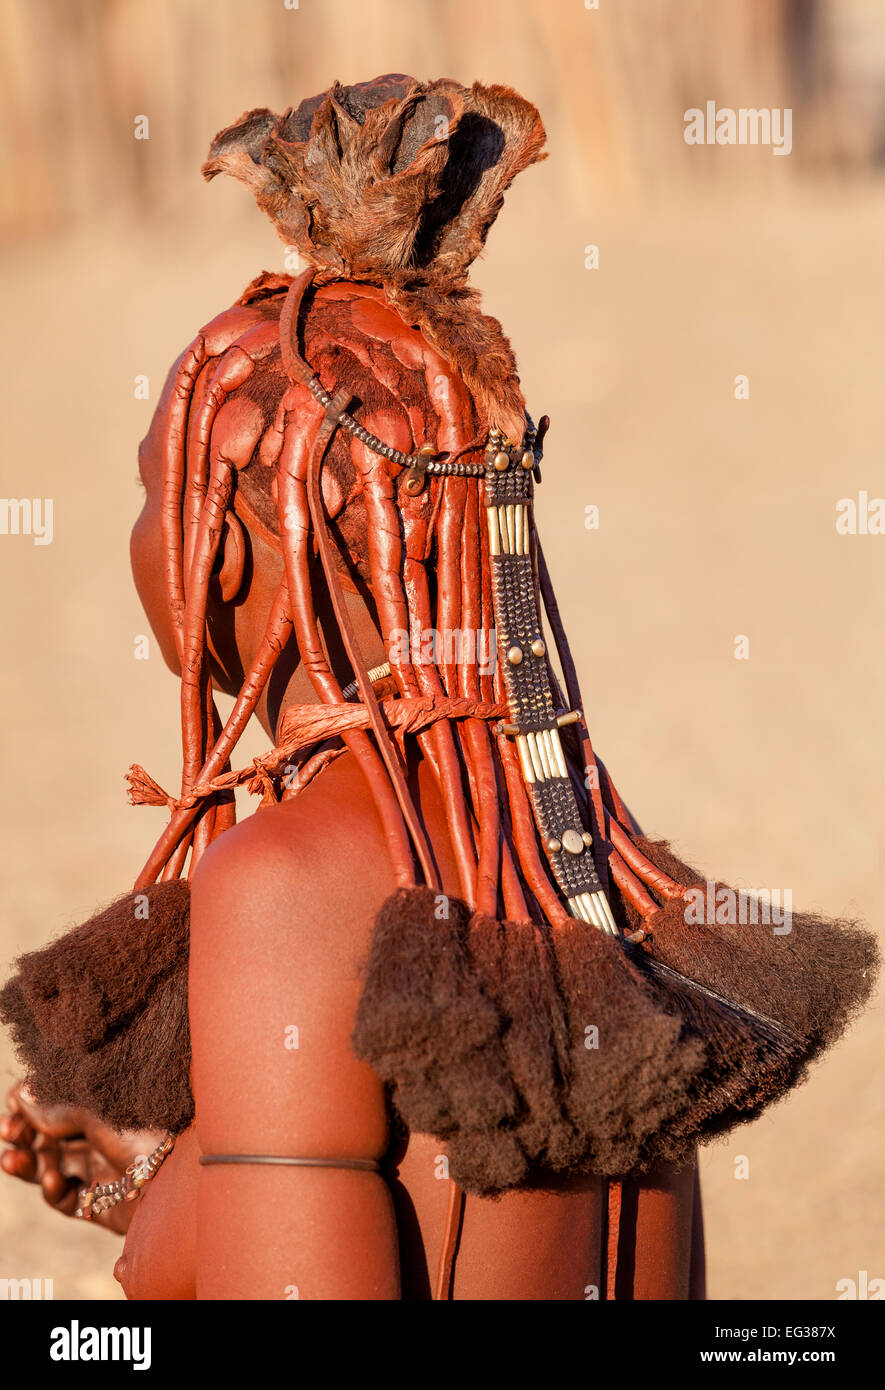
[0,1081,164,1235]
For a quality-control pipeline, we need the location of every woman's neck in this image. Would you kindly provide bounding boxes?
[256,587,388,744]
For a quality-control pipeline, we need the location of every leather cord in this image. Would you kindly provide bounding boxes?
[604,1178,623,1300]
[305,391,442,892]
[435,1181,466,1301]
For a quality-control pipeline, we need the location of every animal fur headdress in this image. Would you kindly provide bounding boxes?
[202,73,546,285]
[202,73,547,440]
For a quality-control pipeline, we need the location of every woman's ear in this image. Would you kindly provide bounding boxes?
[211,512,247,603]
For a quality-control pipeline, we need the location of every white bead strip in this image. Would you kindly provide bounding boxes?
[488,504,530,556]
[567,891,619,937]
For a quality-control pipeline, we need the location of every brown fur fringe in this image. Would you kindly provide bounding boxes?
[354,888,720,1193]
[2,842,875,1194]
[0,882,193,1134]
[353,864,878,1195]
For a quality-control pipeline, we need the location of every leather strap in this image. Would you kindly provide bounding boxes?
[605,1178,622,1301]
[435,1180,465,1301]
[304,396,441,891]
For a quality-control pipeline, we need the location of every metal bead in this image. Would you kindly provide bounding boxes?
[507,645,523,665]
[521,450,535,470]
[494,451,510,471]
[417,443,436,460]
[547,837,562,853]
[582,832,593,847]
[561,829,585,855]
[530,638,546,657]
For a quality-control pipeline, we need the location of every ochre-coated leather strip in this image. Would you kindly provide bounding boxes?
[275,390,416,889]
[608,818,685,902]
[435,1181,466,1301]
[305,390,442,892]
[605,1178,622,1301]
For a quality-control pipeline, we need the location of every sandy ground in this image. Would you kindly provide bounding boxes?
[1,176,882,1300]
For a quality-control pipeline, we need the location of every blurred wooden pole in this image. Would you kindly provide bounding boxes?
[0,0,876,246]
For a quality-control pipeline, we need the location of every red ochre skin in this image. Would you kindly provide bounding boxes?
[122,334,706,1302]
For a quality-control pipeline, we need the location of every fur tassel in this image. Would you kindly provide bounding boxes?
[631,953,807,1159]
[607,838,881,1153]
[3,848,874,1189]
[0,882,193,1134]
[457,914,579,1185]
[549,920,704,1175]
[354,891,713,1193]
[628,839,879,1054]
[351,887,520,1145]
[353,872,877,1194]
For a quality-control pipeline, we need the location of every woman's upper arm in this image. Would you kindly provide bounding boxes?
[188,810,399,1299]
[188,810,389,1159]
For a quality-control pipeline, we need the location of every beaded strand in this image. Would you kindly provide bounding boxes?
[76,1136,174,1220]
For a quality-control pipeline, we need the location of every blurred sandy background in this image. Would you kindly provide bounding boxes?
[1,0,883,1300]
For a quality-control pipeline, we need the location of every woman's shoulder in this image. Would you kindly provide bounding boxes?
[190,751,396,939]
[187,749,399,1029]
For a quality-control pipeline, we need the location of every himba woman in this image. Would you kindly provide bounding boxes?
[0,75,876,1301]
